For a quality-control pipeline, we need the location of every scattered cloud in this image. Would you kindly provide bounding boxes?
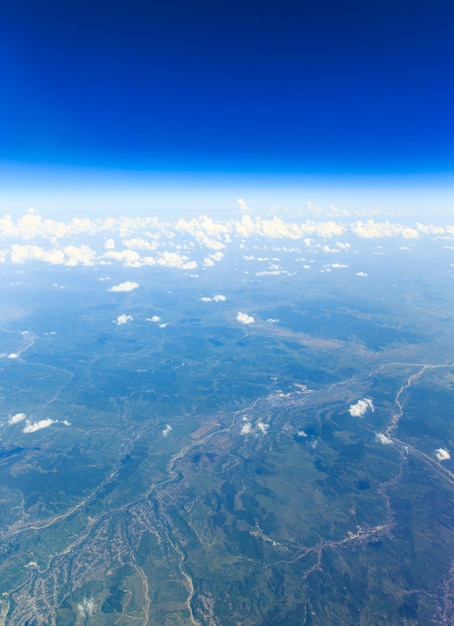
[162,424,172,437]
[236,311,255,325]
[1,210,453,272]
[114,314,133,326]
[349,398,374,417]
[23,418,56,433]
[356,271,368,277]
[147,315,161,322]
[108,281,139,292]
[435,448,451,461]
[8,412,26,425]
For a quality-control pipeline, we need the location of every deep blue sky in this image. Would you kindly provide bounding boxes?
[0,0,453,213]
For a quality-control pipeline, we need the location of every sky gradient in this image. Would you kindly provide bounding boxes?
[1,0,452,215]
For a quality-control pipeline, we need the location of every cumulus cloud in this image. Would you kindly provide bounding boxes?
[23,418,56,433]
[376,432,392,445]
[2,210,454,275]
[8,412,26,425]
[200,294,226,302]
[237,198,251,212]
[256,422,269,434]
[236,312,255,325]
[162,424,172,437]
[114,314,133,326]
[356,271,368,277]
[351,220,419,239]
[108,281,139,293]
[77,598,96,619]
[147,315,161,322]
[240,422,253,435]
[349,398,374,417]
[435,448,451,461]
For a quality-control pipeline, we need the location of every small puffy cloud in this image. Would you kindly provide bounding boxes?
[356,272,368,277]
[267,318,279,323]
[23,418,56,433]
[147,315,161,322]
[8,353,19,359]
[114,314,133,326]
[8,412,26,425]
[435,448,451,461]
[240,422,253,435]
[297,430,308,437]
[349,398,374,417]
[108,281,139,293]
[200,294,226,302]
[162,424,172,437]
[237,198,251,212]
[105,238,115,250]
[256,422,269,434]
[237,311,255,325]
[376,432,392,445]
[77,598,96,619]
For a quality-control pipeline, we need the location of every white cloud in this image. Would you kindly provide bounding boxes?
[351,220,419,239]
[200,294,226,302]
[240,422,253,435]
[8,412,26,425]
[114,314,133,326]
[256,422,269,434]
[146,315,161,322]
[236,312,255,325]
[237,198,251,212]
[349,398,374,417]
[7,353,19,359]
[435,448,451,461]
[162,424,172,437]
[267,318,279,323]
[376,432,392,445]
[108,281,139,293]
[105,238,115,249]
[77,598,96,619]
[23,418,56,433]
[356,271,368,277]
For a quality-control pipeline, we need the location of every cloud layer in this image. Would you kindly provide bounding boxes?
[0,209,452,271]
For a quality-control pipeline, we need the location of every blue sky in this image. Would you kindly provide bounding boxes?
[1,0,452,215]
